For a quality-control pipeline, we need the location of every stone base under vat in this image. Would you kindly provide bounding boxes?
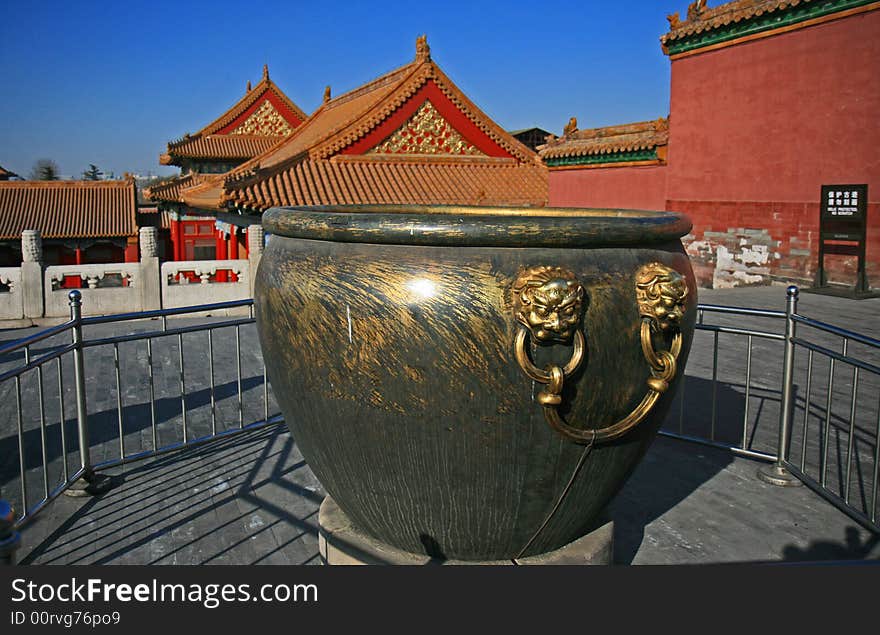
[318,495,614,565]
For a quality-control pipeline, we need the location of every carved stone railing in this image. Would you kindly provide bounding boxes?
[44,263,142,317]
[0,267,23,320]
[160,259,251,309]
[0,228,263,322]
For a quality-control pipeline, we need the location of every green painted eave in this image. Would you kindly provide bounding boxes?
[666,0,875,56]
[544,148,658,167]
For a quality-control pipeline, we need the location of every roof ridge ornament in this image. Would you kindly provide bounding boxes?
[687,0,708,21]
[247,80,252,92]
[324,85,332,103]
[563,117,578,137]
[263,64,269,80]
[415,34,430,62]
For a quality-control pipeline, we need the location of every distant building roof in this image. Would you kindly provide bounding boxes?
[0,179,138,240]
[661,0,877,56]
[510,128,553,152]
[0,165,21,180]
[159,65,307,168]
[538,118,669,168]
[215,36,546,211]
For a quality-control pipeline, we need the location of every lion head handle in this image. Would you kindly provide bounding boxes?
[636,263,688,332]
[512,266,586,343]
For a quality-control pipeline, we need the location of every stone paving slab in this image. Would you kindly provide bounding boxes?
[15,427,878,565]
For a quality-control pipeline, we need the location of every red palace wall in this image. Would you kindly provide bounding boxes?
[666,10,880,287]
[549,165,667,211]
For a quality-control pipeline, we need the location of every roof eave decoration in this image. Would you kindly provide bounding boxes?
[307,38,540,165]
[216,36,547,211]
[539,117,669,168]
[661,0,878,56]
[160,66,308,162]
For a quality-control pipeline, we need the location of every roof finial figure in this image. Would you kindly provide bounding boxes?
[323,85,332,103]
[415,34,430,62]
[263,64,269,80]
[246,80,252,92]
[667,12,682,29]
[563,117,578,137]
[687,0,708,21]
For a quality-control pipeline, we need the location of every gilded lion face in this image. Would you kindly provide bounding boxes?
[636,263,688,332]
[512,267,585,342]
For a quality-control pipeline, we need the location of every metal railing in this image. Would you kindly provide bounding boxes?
[1,284,877,564]
[0,290,280,535]
[780,289,880,531]
[660,303,787,462]
[658,286,879,533]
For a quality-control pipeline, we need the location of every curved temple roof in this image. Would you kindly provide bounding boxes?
[0,180,138,240]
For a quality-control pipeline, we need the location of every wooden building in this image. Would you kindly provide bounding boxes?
[145,65,307,262]
[0,179,139,281]
[147,36,546,236]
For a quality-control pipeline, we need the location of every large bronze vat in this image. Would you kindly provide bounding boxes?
[255,205,696,561]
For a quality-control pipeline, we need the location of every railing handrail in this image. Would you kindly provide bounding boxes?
[792,313,880,350]
[0,320,77,357]
[697,303,787,319]
[790,336,880,376]
[80,298,253,325]
[82,316,256,348]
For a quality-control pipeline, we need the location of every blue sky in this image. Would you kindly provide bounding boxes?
[0,0,683,179]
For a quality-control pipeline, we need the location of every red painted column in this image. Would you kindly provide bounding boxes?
[171,218,181,261]
[229,228,239,259]
[228,228,240,282]
[75,247,82,265]
[124,236,139,262]
[216,229,228,282]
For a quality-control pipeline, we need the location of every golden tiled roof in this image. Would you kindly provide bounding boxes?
[161,134,281,163]
[661,0,843,47]
[538,118,669,161]
[161,66,307,167]
[224,156,548,210]
[219,37,546,210]
[0,180,138,240]
[192,66,307,137]
[143,173,216,203]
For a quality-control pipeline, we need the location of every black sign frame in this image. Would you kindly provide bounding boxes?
[815,184,869,293]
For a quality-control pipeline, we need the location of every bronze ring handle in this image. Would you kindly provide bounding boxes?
[511,262,688,445]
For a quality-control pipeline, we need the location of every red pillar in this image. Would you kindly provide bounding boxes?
[229,228,239,259]
[216,229,228,282]
[124,236,139,262]
[171,218,181,261]
[75,247,82,264]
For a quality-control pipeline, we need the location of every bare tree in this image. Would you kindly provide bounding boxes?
[30,159,60,180]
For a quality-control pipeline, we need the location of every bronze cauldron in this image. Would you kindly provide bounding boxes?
[255,205,696,561]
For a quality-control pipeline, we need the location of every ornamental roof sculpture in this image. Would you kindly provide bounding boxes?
[0,179,138,240]
[214,35,547,211]
[538,118,669,168]
[661,0,875,55]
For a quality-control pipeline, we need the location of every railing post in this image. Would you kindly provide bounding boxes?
[64,290,113,497]
[758,285,803,487]
[0,500,21,565]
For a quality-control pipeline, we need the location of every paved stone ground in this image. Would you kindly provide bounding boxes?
[3,285,880,565]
